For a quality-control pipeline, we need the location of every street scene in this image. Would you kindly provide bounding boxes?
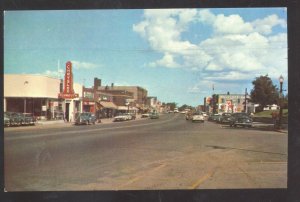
[4,8,287,191]
[5,113,287,191]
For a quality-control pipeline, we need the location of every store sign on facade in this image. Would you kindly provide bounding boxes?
[58,61,79,99]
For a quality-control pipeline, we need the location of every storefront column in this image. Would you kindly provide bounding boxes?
[4,98,7,112]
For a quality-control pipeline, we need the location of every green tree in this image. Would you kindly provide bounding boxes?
[179,104,193,111]
[250,75,279,112]
[166,102,177,111]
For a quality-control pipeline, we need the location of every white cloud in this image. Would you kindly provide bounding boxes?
[153,53,180,68]
[213,14,253,34]
[43,68,64,78]
[252,14,286,35]
[71,61,98,69]
[134,9,287,88]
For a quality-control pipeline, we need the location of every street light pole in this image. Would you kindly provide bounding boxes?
[244,88,247,113]
[278,75,284,129]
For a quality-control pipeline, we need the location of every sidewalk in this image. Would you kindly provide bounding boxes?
[253,122,288,134]
[36,114,143,125]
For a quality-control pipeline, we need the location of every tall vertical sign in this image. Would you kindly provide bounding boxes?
[58,61,79,99]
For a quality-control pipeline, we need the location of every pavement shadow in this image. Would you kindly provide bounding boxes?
[220,124,288,133]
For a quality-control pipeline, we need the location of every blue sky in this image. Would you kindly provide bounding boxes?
[4,8,287,106]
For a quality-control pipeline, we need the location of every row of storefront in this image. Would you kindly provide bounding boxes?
[4,61,153,122]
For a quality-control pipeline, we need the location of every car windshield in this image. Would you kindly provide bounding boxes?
[222,113,231,116]
[193,112,202,115]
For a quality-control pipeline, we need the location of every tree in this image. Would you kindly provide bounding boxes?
[250,75,279,112]
[166,102,177,111]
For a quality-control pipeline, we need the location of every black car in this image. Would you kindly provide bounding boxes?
[9,112,25,126]
[21,113,36,125]
[4,112,11,127]
[229,113,253,128]
[75,112,97,125]
[219,113,232,124]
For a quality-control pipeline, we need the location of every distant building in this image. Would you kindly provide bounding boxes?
[96,78,148,111]
[205,93,253,113]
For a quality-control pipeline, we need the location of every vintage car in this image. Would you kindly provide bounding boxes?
[4,112,11,127]
[141,113,150,118]
[229,112,253,128]
[9,112,25,126]
[191,112,205,122]
[21,113,36,125]
[75,112,97,125]
[219,113,232,124]
[113,113,131,122]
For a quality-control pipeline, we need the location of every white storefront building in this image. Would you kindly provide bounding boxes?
[4,74,83,122]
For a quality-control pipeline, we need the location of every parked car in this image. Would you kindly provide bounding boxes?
[219,113,232,124]
[191,112,205,122]
[141,113,150,118]
[229,112,253,128]
[75,112,97,125]
[21,113,36,125]
[149,112,159,119]
[4,112,11,127]
[114,113,130,122]
[208,114,221,122]
[126,113,136,120]
[9,112,25,126]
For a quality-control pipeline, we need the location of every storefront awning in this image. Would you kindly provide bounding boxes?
[99,101,117,109]
[117,106,129,110]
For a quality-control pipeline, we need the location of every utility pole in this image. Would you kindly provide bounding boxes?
[244,88,247,113]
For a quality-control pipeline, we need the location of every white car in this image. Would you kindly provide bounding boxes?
[192,112,205,122]
[113,113,131,122]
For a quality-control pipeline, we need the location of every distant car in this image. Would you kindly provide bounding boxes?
[192,112,205,122]
[229,113,253,127]
[149,112,159,119]
[75,112,97,125]
[114,113,130,122]
[219,113,232,124]
[21,113,36,125]
[208,114,221,122]
[141,113,150,118]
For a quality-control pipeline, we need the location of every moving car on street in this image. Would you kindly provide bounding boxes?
[191,111,205,123]
[75,112,97,125]
[229,112,253,128]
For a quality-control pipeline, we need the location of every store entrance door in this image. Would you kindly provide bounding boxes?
[65,103,70,122]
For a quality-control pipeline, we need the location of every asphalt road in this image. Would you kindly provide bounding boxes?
[4,113,287,191]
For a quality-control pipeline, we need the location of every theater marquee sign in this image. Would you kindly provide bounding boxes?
[58,61,79,99]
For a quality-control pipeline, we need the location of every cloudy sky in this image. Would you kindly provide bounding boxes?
[4,8,287,106]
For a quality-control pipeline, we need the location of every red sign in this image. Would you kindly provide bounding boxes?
[58,61,79,99]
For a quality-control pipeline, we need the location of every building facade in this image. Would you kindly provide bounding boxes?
[205,93,251,114]
[4,73,83,121]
